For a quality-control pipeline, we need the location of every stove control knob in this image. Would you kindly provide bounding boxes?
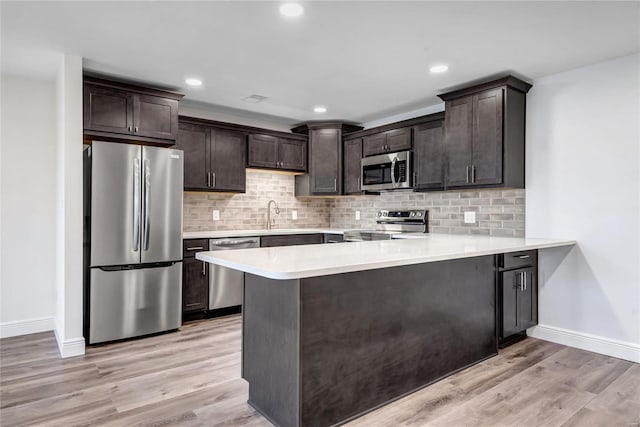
[382,211,388,217]
[376,211,382,217]
[416,212,422,217]
[410,212,416,217]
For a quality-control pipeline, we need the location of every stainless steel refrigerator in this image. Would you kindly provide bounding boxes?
[84,141,183,344]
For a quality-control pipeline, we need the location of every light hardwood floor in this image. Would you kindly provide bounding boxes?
[1,315,638,427]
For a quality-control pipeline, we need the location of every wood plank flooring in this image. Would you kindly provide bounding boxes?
[1,314,638,427]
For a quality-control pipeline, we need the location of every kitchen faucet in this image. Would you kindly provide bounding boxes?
[266,199,280,230]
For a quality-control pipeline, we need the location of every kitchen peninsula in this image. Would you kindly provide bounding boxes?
[197,234,575,427]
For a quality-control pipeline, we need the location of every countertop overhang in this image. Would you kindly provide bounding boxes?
[195,234,576,280]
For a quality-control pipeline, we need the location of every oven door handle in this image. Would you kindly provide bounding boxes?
[391,157,398,187]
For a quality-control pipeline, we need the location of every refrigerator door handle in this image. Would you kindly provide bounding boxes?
[132,158,141,251]
[143,159,151,251]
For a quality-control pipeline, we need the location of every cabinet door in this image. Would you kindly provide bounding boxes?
[83,83,133,135]
[472,88,503,185]
[182,257,208,313]
[343,138,363,194]
[413,121,444,190]
[385,127,412,152]
[310,128,341,194]
[248,134,279,168]
[211,129,246,192]
[444,96,474,188]
[176,123,210,190]
[363,133,386,157]
[519,267,538,330]
[501,269,522,339]
[279,138,307,171]
[133,94,179,141]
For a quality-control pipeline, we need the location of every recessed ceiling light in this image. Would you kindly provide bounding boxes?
[280,3,304,17]
[429,64,449,74]
[242,94,269,103]
[313,106,327,113]
[185,78,203,87]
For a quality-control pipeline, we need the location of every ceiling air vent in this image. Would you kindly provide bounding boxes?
[242,94,269,103]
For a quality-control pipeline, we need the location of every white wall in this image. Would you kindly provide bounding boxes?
[526,53,640,362]
[54,55,85,357]
[0,75,58,337]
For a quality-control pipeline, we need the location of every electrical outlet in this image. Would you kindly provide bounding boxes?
[355,210,361,221]
[463,211,476,224]
[292,210,298,220]
[212,210,220,221]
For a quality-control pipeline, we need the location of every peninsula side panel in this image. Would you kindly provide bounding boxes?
[299,256,497,426]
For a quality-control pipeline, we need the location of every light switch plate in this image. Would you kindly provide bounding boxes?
[463,211,476,224]
[292,210,298,220]
[212,210,220,221]
[355,210,361,221]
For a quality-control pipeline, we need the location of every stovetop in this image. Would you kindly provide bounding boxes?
[344,209,428,241]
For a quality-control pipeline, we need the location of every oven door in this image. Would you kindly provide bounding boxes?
[361,151,412,191]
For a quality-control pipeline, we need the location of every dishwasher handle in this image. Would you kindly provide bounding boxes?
[210,238,260,247]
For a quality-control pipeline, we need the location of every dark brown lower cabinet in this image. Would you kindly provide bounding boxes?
[182,254,208,314]
[260,234,324,248]
[500,264,538,345]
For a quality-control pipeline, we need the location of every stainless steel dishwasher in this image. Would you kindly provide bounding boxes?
[208,237,261,310]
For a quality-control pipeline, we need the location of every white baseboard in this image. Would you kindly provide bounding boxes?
[54,326,86,358]
[528,324,640,363]
[0,317,54,338]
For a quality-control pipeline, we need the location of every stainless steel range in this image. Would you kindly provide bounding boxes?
[343,209,428,241]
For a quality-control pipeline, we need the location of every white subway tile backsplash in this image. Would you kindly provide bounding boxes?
[328,188,525,237]
[183,171,525,237]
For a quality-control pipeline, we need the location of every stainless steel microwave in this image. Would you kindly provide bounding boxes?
[361,150,412,191]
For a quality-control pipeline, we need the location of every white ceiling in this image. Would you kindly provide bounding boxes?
[2,1,639,126]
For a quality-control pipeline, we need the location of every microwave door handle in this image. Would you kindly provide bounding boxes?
[391,157,398,187]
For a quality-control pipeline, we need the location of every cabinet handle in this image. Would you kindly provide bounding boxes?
[517,255,531,259]
[357,177,361,191]
[471,165,476,183]
[186,246,204,251]
[212,172,216,187]
[207,172,211,187]
[334,178,337,191]
[413,171,417,185]
[523,271,527,291]
[466,166,470,183]
[202,261,207,276]
[134,126,138,133]
[128,126,132,133]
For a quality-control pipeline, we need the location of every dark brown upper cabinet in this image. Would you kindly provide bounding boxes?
[412,120,445,191]
[343,137,363,194]
[176,120,246,193]
[83,77,183,145]
[363,127,412,156]
[439,75,531,189]
[293,122,363,196]
[248,134,306,172]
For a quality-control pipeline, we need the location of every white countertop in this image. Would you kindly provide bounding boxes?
[184,228,346,239]
[195,234,576,280]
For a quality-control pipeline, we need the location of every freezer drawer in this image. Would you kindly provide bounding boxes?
[89,262,182,344]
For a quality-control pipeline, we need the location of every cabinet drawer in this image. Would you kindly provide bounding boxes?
[501,250,537,270]
[183,239,209,258]
[260,234,324,248]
